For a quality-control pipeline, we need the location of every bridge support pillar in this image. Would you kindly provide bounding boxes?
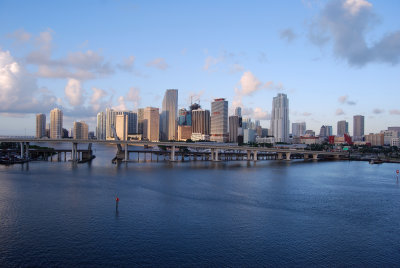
[313,153,318,160]
[170,146,176,161]
[72,143,78,161]
[211,149,215,161]
[20,142,24,158]
[213,149,220,161]
[247,150,251,161]
[304,154,309,160]
[277,153,283,160]
[253,151,258,162]
[25,142,29,159]
[334,154,340,160]
[124,144,129,161]
[286,152,291,161]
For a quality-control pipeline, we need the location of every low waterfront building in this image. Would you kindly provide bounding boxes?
[365,133,384,146]
[178,125,192,141]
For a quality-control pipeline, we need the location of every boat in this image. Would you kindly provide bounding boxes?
[369,159,384,164]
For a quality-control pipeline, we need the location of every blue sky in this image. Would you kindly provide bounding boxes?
[0,0,399,136]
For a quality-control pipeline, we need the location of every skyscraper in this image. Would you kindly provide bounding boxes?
[50,108,63,139]
[161,89,178,141]
[353,115,365,141]
[229,115,239,143]
[292,122,306,137]
[128,111,137,135]
[271,93,289,143]
[144,107,159,141]
[191,109,210,135]
[137,108,144,135]
[36,114,46,138]
[211,98,228,142]
[106,108,116,139]
[73,121,88,139]
[337,120,349,136]
[115,114,128,140]
[96,112,106,140]
[234,107,242,117]
[319,125,333,137]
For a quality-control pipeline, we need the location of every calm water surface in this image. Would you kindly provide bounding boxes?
[0,144,400,267]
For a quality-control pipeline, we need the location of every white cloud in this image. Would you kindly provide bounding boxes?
[372,108,384,114]
[338,95,356,105]
[336,108,345,115]
[117,55,135,72]
[64,78,84,107]
[309,0,400,66]
[203,55,223,71]
[7,28,31,43]
[0,48,57,113]
[90,87,108,111]
[239,71,262,95]
[236,71,285,97]
[113,96,128,111]
[241,107,270,120]
[23,29,114,80]
[146,57,169,70]
[389,110,400,115]
[280,28,297,43]
[126,87,141,109]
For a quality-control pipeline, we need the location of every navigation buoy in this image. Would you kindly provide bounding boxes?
[397,170,399,182]
[116,196,119,210]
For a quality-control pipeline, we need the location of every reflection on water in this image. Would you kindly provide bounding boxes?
[0,144,400,266]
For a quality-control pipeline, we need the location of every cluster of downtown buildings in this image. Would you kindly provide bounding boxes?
[35,90,400,147]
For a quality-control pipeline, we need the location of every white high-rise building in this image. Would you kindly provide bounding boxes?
[271,93,289,143]
[210,98,228,142]
[292,122,306,137]
[161,89,178,141]
[73,121,88,139]
[36,114,46,138]
[96,112,106,140]
[50,108,63,139]
[106,108,116,139]
[115,114,128,141]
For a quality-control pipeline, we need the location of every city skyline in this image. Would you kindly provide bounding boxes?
[0,0,400,135]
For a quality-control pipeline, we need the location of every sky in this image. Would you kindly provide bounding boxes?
[0,0,399,136]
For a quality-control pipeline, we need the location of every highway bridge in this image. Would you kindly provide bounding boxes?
[0,138,348,162]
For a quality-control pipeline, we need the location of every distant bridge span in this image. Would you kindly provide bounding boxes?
[0,138,348,162]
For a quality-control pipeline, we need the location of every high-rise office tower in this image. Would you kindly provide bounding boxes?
[160,89,178,141]
[271,93,289,143]
[320,125,333,137]
[115,114,128,140]
[137,108,144,135]
[191,109,210,135]
[353,115,365,141]
[178,108,191,126]
[235,107,242,117]
[210,98,228,142]
[292,122,306,137]
[337,120,349,136]
[50,108,63,139]
[229,115,239,143]
[36,114,46,138]
[144,107,159,141]
[106,108,116,139]
[127,111,137,135]
[73,121,88,139]
[96,112,106,140]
